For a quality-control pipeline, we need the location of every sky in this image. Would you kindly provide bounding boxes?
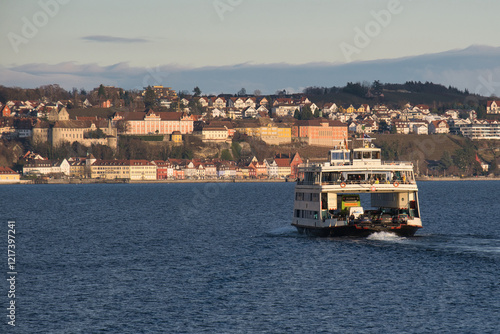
[1,0,500,94]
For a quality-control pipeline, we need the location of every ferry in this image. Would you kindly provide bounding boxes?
[292,139,422,237]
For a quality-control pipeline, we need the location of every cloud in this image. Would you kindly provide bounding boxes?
[2,45,500,95]
[81,35,149,43]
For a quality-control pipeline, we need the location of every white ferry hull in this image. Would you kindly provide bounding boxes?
[292,222,421,237]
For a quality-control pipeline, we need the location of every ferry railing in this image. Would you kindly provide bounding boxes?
[297,179,416,186]
[382,161,413,166]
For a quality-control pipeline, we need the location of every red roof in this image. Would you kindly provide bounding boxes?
[274,158,290,168]
[0,166,18,174]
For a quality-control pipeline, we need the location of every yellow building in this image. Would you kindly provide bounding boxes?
[69,161,86,178]
[171,131,183,143]
[236,122,291,145]
[91,160,157,180]
[91,160,130,179]
[0,167,20,183]
[129,160,157,180]
[345,104,356,113]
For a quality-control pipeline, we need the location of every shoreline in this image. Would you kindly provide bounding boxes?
[7,178,289,185]
[416,176,500,181]
[4,177,500,185]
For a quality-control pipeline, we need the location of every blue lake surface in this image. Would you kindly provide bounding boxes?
[1,181,500,333]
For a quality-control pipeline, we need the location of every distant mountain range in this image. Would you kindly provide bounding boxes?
[2,45,500,96]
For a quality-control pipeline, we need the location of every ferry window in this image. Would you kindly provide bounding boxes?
[354,151,362,159]
[373,151,380,159]
[363,151,371,159]
[344,152,350,161]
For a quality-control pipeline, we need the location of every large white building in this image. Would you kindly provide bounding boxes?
[458,122,500,139]
[112,110,195,135]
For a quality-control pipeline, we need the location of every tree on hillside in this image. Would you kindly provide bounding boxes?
[143,86,157,108]
[452,141,482,175]
[188,99,203,115]
[489,159,499,175]
[231,142,242,160]
[192,86,201,97]
[237,87,247,96]
[294,106,314,120]
[98,84,106,98]
[372,80,383,95]
[439,151,453,170]
[220,149,233,161]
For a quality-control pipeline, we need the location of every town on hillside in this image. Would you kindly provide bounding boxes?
[0,82,499,183]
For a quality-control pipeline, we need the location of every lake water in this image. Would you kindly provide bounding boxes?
[1,181,499,333]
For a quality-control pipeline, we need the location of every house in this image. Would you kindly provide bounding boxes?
[171,131,182,143]
[196,97,210,108]
[201,125,230,143]
[243,106,258,118]
[272,97,293,106]
[23,159,70,176]
[274,156,291,178]
[412,122,428,135]
[210,97,227,109]
[244,97,257,108]
[265,159,279,178]
[153,160,172,180]
[228,97,246,109]
[348,121,358,133]
[68,160,88,178]
[48,107,70,122]
[0,117,15,138]
[258,97,269,106]
[429,120,449,134]
[345,105,356,113]
[357,104,371,113]
[289,152,303,179]
[414,104,430,114]
[210,108,226,118]
[248,159,267,178]
[486,100,500,114]
[322,103,338,115]
[393,121,410,134]
[227,109,243,119]
[256,105,269,115]
[1,105,12,117]
[204,162,217,179]
[0,167,20,183]
[271,104,300,117]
